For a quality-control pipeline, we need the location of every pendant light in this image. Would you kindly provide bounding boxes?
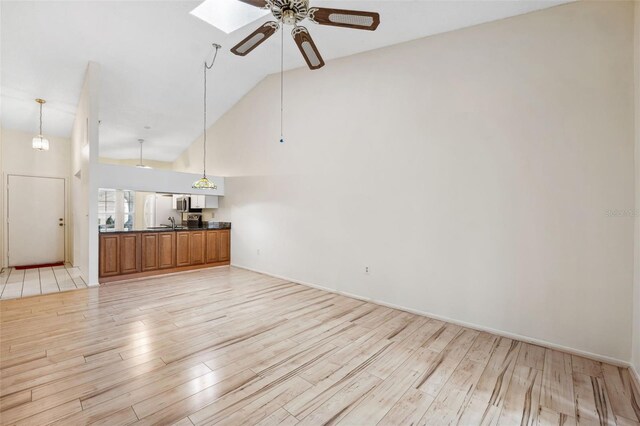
[136,139,152,169]
[32,98,50,151]
[192,43,221,190]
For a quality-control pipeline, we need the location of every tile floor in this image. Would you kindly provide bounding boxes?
[0,264,88,300]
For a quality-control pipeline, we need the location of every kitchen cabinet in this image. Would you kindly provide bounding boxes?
[218,230,230,261]
[206,229,230,263]
[204,196,219,208]
[141,233,158,271]
[190,195,204,209]
[190,195,219,209]
[189,231,206,265]
[158,232,175,269]
[176,232,190,267]
[99,234,120,277]
[119,233,140,275]
[99,228,230,282]
[206,231,219,263]
[171,194,219,210]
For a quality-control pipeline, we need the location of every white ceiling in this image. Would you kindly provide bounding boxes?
[1,0,570,162]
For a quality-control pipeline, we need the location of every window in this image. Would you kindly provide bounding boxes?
[98,189,135,230]
[123,190,135,229]
[98,189,116,230]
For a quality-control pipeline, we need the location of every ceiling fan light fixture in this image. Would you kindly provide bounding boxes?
[32,99,50,151]
[229,0,380,70]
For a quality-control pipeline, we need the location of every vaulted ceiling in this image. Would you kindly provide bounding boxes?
[1,0,570,161]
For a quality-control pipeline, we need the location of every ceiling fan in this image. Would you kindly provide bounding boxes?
[230,0,380,70]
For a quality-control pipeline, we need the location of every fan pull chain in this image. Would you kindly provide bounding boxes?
[280,26,284,143]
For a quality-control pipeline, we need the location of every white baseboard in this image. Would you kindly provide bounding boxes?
[232,263,631,368]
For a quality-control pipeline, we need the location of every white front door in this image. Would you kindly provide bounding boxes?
[7,175,65,266]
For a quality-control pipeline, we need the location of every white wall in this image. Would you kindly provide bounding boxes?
[632,0,640,377]
[175,1,636,362]
[99,157,174,170]
[71,62,100,285]
[98,163,224,196]
[0,128,72,267]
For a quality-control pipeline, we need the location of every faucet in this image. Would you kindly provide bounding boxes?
[168,216,176,229]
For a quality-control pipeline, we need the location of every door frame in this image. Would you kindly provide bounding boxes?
[4,173,69,268]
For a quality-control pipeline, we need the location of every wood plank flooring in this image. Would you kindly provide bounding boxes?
[0,265,87,300]
[0,266,638,425]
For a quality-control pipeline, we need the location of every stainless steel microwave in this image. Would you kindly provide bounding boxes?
[175,196,189,212]
[175,196,202,213]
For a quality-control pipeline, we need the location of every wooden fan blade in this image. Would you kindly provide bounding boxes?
[307,8,380,31]
[292,26,325,70]
[236,0,268,8]
[231,22,279,56]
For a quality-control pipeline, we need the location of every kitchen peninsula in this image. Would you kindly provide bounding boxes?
[99,223,230,282]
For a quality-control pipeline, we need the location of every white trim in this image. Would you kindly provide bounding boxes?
[232,263,631,368]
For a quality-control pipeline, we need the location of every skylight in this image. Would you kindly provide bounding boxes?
[191,0,270,34]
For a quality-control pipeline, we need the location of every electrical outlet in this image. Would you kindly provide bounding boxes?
[257,249,261,255]
[365,266,370,274]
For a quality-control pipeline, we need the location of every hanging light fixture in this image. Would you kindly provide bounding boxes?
[192,43,221,190]
[136,139,152,169]
[32,98,50,151]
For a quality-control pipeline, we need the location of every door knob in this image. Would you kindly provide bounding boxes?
[59,223,64,226]
[59,218,63,221]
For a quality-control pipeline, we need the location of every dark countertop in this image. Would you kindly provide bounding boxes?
[99,222,231,234]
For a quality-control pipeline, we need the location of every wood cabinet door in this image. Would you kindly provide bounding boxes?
[141,233,159,272]
[158,232,176,269]
[189,231,206,265]
[176,232,190,267]
[218,230,230,262]
[206,231,219,263]
[119,233,140,275]
[99,234,120,277]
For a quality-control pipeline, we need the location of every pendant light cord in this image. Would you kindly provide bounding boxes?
[39,102,43,136]
[203,44,221,177]
[280,27,284,143]
[139,141,143,165]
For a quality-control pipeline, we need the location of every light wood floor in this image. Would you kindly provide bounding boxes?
[0,267,638,425]
[0,265,87,300]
